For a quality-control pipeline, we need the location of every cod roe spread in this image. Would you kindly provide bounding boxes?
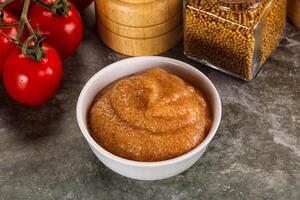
[89,68,212,162]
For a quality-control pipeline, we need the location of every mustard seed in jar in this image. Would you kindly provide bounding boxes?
[184,0,287,80]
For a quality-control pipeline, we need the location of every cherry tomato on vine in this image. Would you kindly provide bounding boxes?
[71,0,93,11]
[0,11,19,75]
[29,0,83,59]
[3,43,63,106]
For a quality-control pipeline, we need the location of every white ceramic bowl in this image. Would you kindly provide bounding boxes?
[76,56,222,181]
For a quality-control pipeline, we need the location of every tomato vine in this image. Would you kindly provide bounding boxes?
[0,0,72,62]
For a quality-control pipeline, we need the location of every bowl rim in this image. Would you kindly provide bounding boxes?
[76,56,222,167]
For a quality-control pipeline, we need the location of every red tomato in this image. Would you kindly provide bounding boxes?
[0,11,19,75]
[3,43,63,106]
[29,0,83,59]
[0,0,33,17]
[71,0,93,11]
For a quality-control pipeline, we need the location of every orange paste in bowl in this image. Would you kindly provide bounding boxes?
[89,68,212,161]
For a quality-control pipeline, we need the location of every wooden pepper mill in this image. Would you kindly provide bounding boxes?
[95,0,182,56]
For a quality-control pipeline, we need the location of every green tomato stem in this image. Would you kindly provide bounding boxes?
[14,0,46,62]
[24,18,34,35]
[16,0,31,41]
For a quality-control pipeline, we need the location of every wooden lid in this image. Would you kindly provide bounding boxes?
[95,0,182,27]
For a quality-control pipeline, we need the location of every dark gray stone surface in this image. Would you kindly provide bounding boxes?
[0,5,299,200]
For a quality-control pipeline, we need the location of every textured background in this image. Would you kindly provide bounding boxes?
[0,4,299,200]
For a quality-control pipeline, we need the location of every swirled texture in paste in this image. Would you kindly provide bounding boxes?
[89,68,212,161]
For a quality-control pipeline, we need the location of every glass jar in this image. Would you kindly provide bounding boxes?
[184,0,287,80]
